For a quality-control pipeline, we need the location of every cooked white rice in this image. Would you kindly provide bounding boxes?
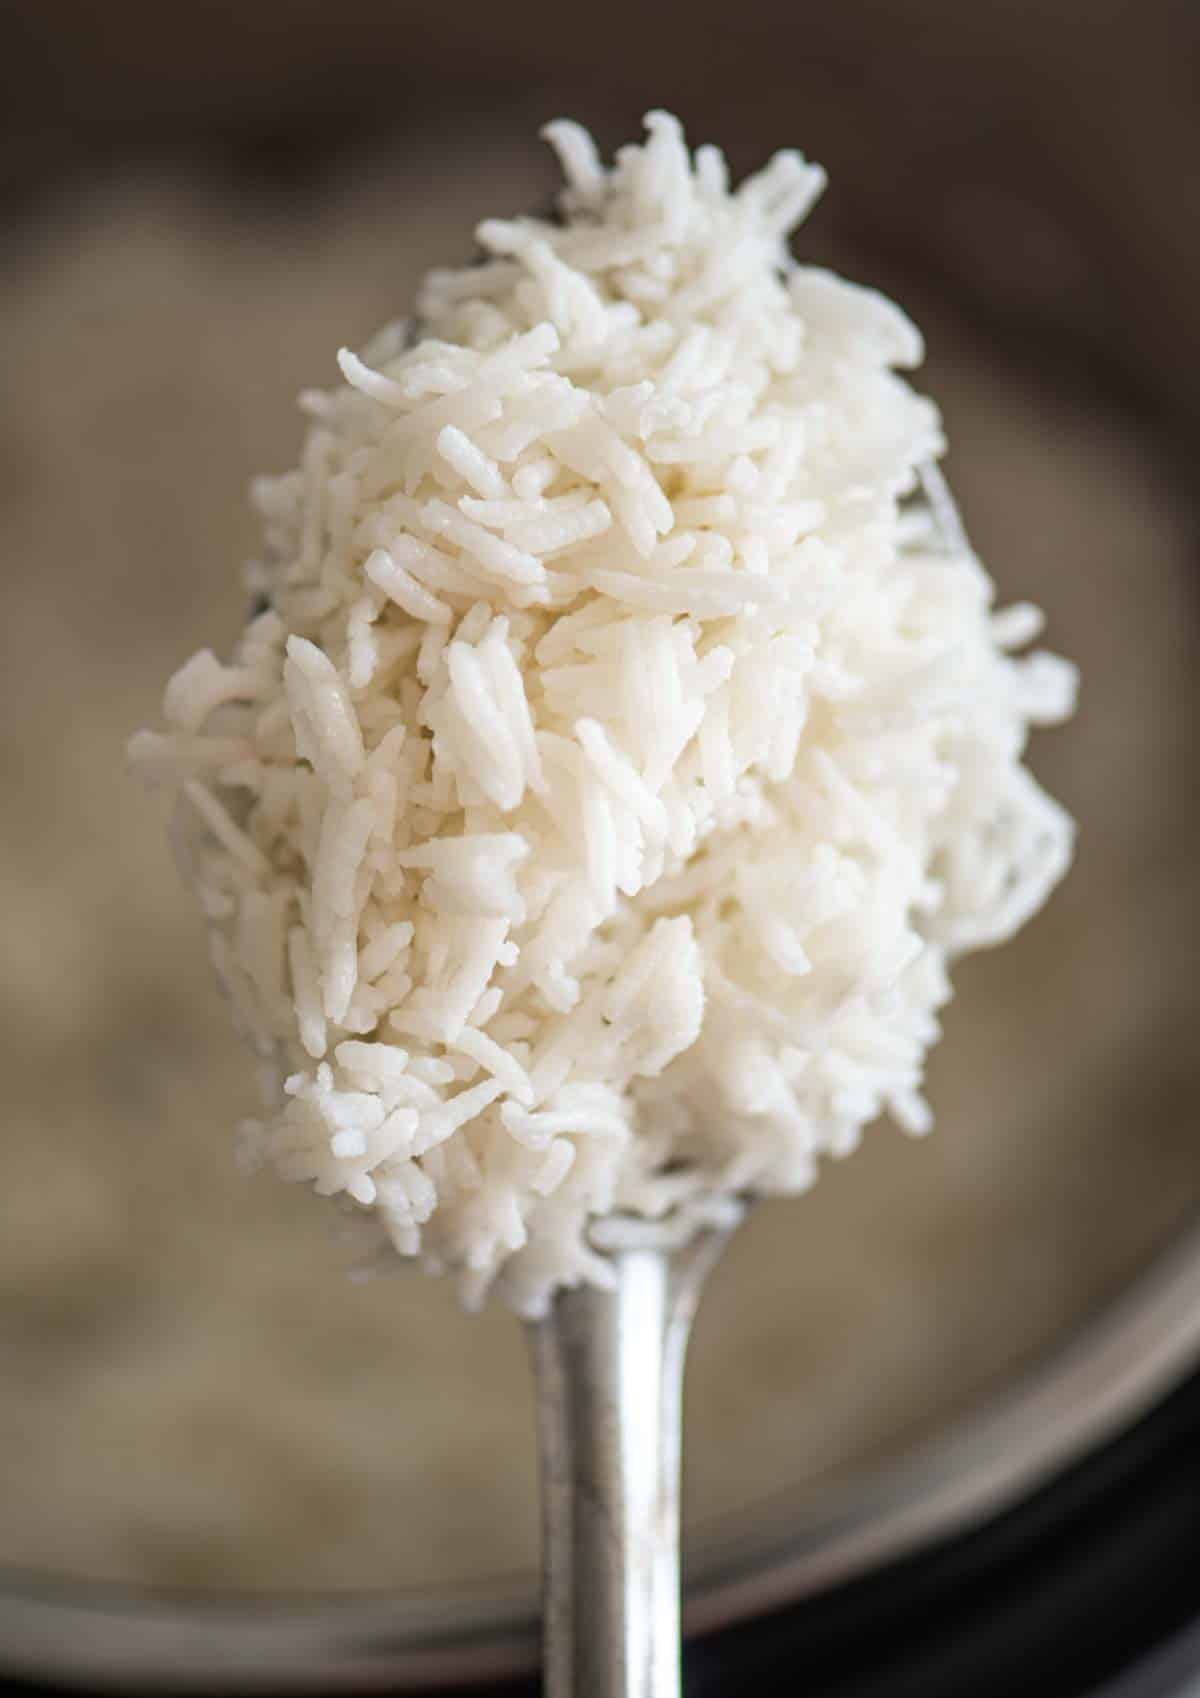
[131,112,1076,1316]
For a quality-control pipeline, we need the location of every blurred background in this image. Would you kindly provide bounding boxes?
[1,1,1198,1693]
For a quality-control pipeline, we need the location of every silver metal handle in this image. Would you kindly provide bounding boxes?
[528,1227,735,1698]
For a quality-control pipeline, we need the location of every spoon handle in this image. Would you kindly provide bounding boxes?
[529,1229,734,1698]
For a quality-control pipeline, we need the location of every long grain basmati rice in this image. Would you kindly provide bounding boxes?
[132,112,1077,1315]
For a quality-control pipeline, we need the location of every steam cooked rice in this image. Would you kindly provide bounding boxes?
[132,113,1076,1315]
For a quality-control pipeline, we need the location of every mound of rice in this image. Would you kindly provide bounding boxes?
[131,112,1076,1315]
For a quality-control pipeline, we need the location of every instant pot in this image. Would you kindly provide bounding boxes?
[2,1,1197,1692]
[2,1217,1200,1698]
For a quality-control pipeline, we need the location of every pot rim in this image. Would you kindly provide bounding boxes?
[3,1211,1200,1694]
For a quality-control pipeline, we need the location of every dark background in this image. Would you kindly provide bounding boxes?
[3,0,1198,437]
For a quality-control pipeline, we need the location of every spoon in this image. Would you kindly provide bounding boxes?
[526,463,966,1698]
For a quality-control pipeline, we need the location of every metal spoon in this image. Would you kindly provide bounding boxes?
[526,463,966,1698]
[531,1225,737,1698]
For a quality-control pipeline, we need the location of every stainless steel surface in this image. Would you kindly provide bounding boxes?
[2,1213,1200,1693]
[1094,1613,1200,1698]
[530,1230,735,1698]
